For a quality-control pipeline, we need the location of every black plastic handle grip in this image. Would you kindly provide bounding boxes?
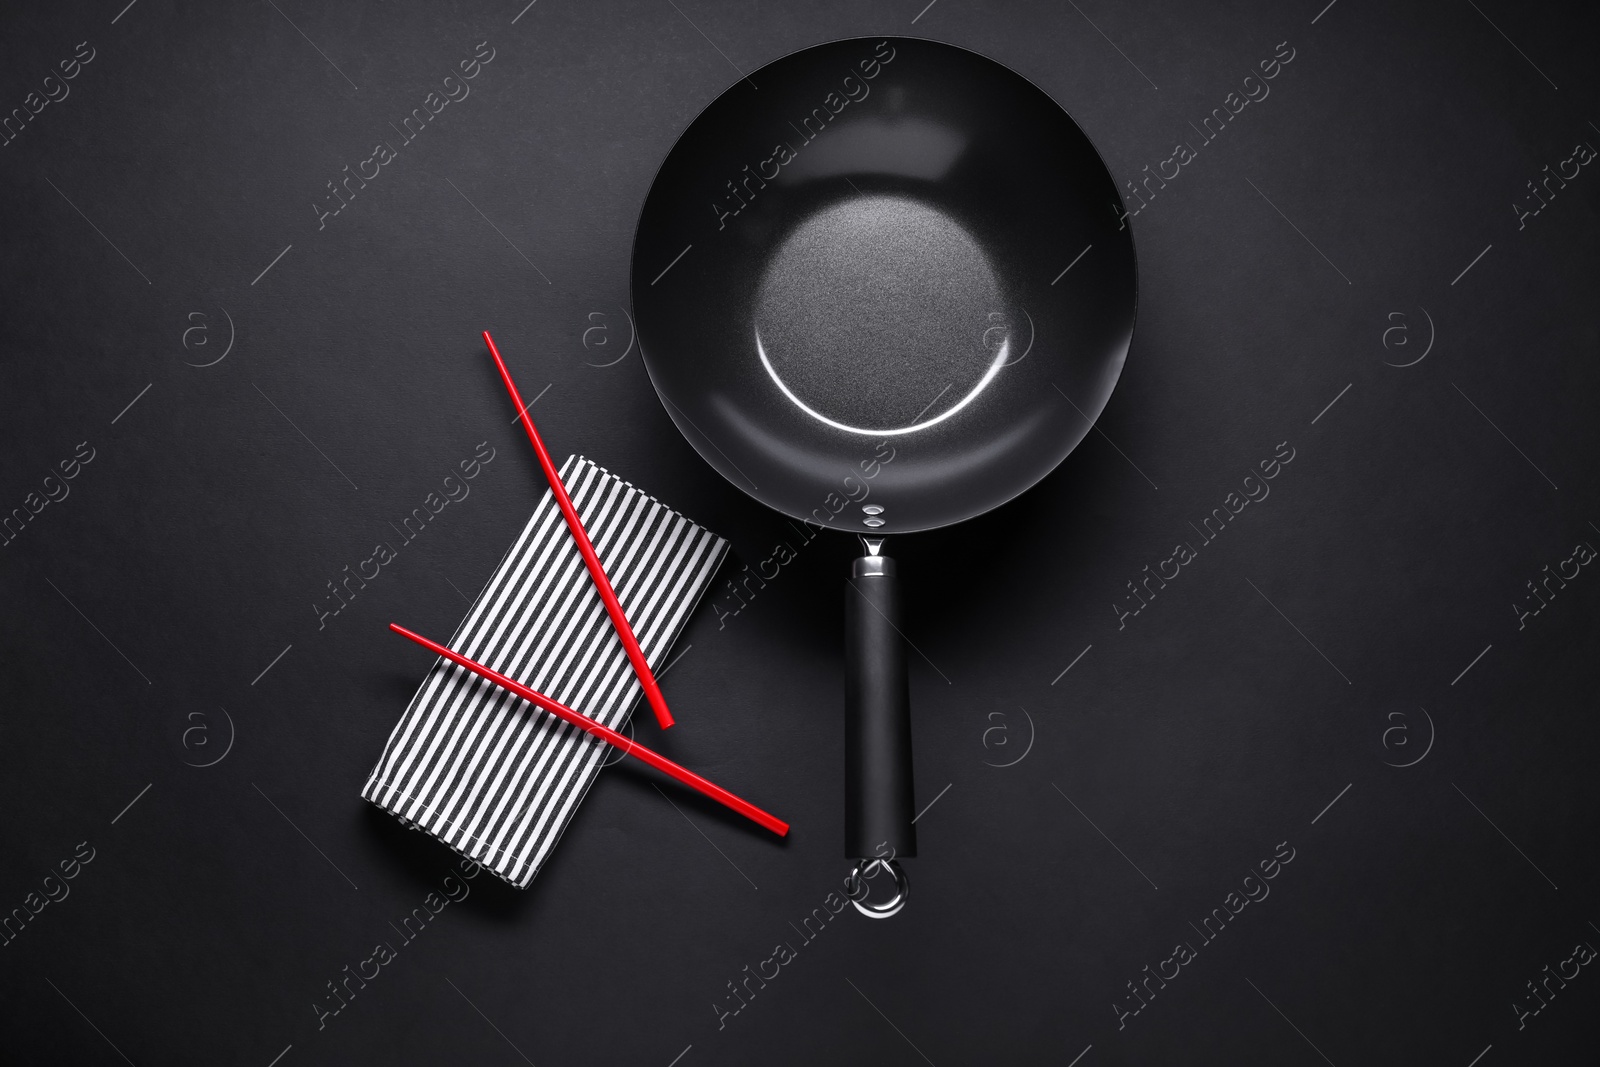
[844,549,917,860]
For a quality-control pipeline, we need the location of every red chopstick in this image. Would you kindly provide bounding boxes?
[482,330,677,730]
[389,623,788,836]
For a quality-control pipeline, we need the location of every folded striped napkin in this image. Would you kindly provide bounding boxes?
[363,455,728,886]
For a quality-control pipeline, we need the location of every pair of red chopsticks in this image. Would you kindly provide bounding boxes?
[387,331,788,837]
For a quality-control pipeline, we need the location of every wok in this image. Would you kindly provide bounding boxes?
[631,35,1137,912]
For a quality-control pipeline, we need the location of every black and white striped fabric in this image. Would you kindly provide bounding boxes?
[362,455,727,886]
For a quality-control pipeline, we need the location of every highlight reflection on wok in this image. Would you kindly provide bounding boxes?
[754,326,1010,436]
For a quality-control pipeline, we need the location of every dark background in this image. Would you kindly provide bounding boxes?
[2,1,1597,1064]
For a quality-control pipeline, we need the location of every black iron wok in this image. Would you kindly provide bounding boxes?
[631,36,1136,910]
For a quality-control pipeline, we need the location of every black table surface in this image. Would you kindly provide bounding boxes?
[3,2,1597,1064]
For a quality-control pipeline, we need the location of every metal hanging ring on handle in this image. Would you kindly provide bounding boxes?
[846,858,908,919]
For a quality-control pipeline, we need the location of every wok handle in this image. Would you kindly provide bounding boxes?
[845,543,917,863]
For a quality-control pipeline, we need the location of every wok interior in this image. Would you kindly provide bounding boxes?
[633,37,1136,534]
